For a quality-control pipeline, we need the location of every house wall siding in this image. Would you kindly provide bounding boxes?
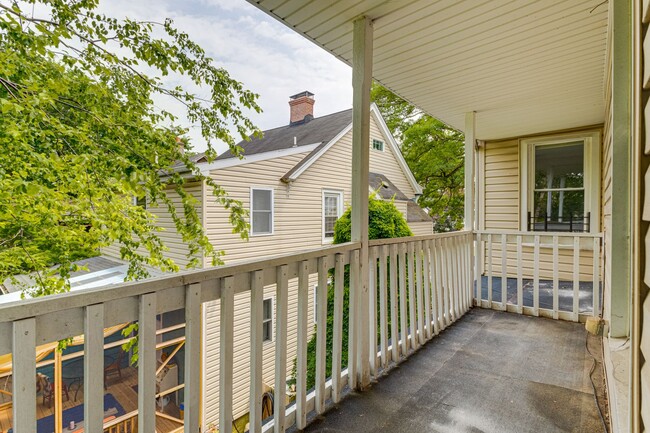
[409,221,433,236]
[203,274,318,424]
[101,182,203,269]
[202,114,427,424]
[480,135,596,281]
[368,119,417,199]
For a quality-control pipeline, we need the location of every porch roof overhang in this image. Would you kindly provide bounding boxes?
[246,0,608,140]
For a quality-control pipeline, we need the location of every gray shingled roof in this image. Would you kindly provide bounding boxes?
[217,109,352,160]
[369,172,410,201]
[407,201,433,223]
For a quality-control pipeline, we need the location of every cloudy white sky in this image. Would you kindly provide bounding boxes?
[100,0,353,154]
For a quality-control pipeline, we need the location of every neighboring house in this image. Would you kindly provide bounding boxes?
[102,91,431,426]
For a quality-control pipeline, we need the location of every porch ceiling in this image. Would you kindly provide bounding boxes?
[247,0,608,140]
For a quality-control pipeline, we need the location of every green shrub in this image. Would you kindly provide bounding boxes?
[290,195,412,391]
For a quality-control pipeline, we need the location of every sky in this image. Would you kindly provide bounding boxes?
[100,0,353,154]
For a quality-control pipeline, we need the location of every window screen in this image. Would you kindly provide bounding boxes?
[531,142,586,232]
[251,189,273,234]
[323,192,341,238]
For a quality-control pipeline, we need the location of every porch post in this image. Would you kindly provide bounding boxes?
[464,112,476,230]
[351,15,372,390]
[609,0,631,338]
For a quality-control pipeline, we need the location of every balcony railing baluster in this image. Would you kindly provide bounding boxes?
[4,231,598,433]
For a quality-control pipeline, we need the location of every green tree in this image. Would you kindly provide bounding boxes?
[371,83,465,231]
[0,0,261,296]
[290,195,412,391]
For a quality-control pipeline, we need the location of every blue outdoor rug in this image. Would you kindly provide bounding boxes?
[36,393,125,433]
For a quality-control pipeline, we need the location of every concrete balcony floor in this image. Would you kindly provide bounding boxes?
[302,309,606,433]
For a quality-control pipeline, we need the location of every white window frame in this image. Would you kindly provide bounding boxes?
[262,297,274,343]
[519,130,600,233]
[322,189,343,243]
[250,187,274,236]
[371,138,385,152]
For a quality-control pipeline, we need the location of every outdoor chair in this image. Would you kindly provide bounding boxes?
[104,350,124,389]
[37,373,70,408]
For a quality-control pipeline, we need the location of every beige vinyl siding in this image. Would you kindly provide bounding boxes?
[204,152,311,262]
[202,114,421,425]
[101,182,203,269]
[393,200,407,220]
[483,140,520,231]
[482,138,595,280]
[409,221,433,236]
[203,273,318,424]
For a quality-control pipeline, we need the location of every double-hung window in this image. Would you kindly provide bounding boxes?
[323,190,343,241]
[251,188,273,235]
[532,142,585,231]
[521,131,600,233]
[372,139,384,151]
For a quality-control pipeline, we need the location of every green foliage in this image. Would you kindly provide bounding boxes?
[333,194,413,243]
[0,0,262,296]
[371,83,465,232]
[291,195,412,390]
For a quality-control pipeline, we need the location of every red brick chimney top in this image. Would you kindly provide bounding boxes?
[289,91,315,125]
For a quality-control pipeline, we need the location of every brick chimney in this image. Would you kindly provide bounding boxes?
[289,91,315,125]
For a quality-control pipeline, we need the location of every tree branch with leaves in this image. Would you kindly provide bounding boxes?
[371,83,465,232]
[0,0,262,296]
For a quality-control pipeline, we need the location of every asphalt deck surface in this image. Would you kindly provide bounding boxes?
[300,309,604,433]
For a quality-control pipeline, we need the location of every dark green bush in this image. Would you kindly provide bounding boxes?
[290,195,412,391]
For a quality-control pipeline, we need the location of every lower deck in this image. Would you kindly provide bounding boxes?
[301,309,606,433]
[0,365,183,433]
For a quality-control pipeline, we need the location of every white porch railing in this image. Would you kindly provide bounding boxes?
[0,231,475,433]
[474,230,602,322]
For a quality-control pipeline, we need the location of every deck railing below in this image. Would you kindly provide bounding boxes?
[0,228,605,433]
[475,230,602,322]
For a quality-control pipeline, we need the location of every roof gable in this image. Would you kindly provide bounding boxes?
[282,104,422,195]
[218,109,352,160]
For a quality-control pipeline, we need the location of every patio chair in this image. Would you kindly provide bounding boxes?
[104,350,124,389]
[37,373,70,408]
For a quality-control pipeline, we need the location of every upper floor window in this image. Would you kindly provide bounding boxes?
[520,131,600,233]
[323,190,343,240]
[251,188,273,235]
[372,139,384,152]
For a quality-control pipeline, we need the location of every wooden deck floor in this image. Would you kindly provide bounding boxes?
[0,366,183,433]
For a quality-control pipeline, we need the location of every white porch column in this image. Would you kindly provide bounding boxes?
[351,15,372,390]
[464,112,476,230]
